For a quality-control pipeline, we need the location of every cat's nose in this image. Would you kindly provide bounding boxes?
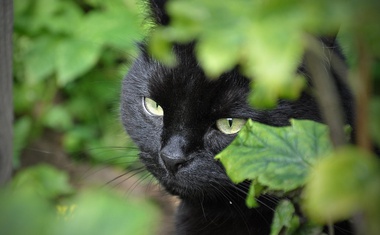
[160,151,188,174]
[159,135,189,174]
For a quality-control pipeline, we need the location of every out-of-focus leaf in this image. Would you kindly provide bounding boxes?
[196,32,241,78]
[270,200,299,235]
[303,147,380,235]
[12,164,74,199]
[45,1,83,34]
[56,38,102,86]
[43,105,73,131]
[74,0,142,51]
[54,189,160,235]
[24,36,58,83]
[370,98,380,146]
[1,165,160,235]
[150,0,380,107]
[13,116,33,167]
[149,29,177,66]
[216,119,332,191]
[0,189,53,235]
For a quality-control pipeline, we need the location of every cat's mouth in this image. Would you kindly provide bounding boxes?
[140,151,233,199]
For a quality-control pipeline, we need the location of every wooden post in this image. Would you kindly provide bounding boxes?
[0,0,13,185]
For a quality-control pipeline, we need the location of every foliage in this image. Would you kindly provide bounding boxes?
[147,0,380,234]
[270,200,299,235]
[11,1,159,234]
[150,0,380,108]
[0,165,160,235]
[13,0,143,167]
[216,119,332,191]
[303,147,380,235]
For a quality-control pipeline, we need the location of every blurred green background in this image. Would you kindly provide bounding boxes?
[13,0,143,166]
[4,0,168,235]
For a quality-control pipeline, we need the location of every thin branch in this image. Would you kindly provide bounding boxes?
[304,36,347,148]
[356,39,372,152]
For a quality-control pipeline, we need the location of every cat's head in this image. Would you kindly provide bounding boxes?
[120,0,346,202]
[121,44,257,200]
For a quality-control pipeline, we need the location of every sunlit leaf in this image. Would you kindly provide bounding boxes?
[216,119,332,191]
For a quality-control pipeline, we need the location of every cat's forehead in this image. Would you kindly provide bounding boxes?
[149,64,250,117]
[125,43,252,118]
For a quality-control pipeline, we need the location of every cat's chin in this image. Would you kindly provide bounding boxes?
[139,152,243,200]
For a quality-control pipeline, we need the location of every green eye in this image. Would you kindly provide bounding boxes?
[216,118,246,134]
[143,97,164,116]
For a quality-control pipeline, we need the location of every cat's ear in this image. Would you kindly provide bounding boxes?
[320,36,338,49]
[146,0,170,25]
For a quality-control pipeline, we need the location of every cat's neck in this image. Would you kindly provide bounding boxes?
[174,198,274,235]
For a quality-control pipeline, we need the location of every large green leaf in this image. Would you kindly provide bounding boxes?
[216,119,333,191]
[303,147,380,235]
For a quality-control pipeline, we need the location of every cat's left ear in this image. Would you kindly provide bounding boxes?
[146,0,170,26]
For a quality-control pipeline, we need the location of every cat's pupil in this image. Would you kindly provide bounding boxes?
[227,118,233,127]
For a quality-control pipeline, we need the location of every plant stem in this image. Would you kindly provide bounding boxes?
[304,36,347,148]
[356,39,372,153]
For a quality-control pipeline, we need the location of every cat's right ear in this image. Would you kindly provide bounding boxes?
[146,0,170,26]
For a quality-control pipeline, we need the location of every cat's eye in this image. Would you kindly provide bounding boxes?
[143,97,164,116]
[216,118,247,135]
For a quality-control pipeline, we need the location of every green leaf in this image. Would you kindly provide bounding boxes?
[149,29,177,66]
[245,183,261,208]
[13,116,33,168]
[0,188,54,235]
[12,164,74,199]
[303,147,380,235]
[215,119,333,191]
[54,189,160,235]
[24,36,58,83]
[196,32,241,78]
[56,38,102,86]
[270,200,298,235]
[370,97,380,146]
[43,105,73,131]
[74,1,142,51]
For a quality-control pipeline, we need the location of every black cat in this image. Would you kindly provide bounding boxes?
[120,1,354,234]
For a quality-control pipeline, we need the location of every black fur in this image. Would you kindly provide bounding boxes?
[120,1,354,234]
